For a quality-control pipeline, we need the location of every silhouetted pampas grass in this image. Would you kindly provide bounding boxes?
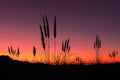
[62,38,71,64]
[8,46,20,60]
[109,50,118,63]
[54,16,57,39]
[8,46,11,55]
[44,15,50,63]
[16,47,20,58]
[53,15,57,63]
[42,16,47,53]
[33,46,36,57]
[42,16,47,38]
[51,52,76,65]
[94,35,101,64]
[10,46,16,56]
[75,56,83,64]
[39,24,45,51]
[45,15,50,38]
[40,15,50,64]
[38,15,77,65]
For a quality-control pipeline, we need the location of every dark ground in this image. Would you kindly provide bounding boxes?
[0,55,120,80]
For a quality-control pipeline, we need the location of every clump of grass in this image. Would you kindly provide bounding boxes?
[8,46,20,59]
[62,53,76,64]
[10,46,16,56]
[51,37,77,65]
[94,35,101,64]
[109,50,118,63]
[51,52,63,65]
[62,38,71,64]
[39,15,58,64]
[52,52,76,65]
[39,15,76,65]
[75,56,83,64]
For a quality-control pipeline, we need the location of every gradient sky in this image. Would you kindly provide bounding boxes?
[0,0,120,63]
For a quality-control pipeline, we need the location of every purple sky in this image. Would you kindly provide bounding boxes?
[0,0,120,61]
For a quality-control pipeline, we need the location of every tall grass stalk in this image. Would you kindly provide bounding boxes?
[54,16,57,63]
[42,16,47,54]
[8,46,11,55]
[16,47,20,57]
[39,24,45,51]
[94,35,101,64]
[45,15,50,63]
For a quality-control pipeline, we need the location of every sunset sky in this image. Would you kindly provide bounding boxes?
[0,0,120,64]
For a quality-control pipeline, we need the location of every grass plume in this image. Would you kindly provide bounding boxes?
[33,46,36,57]
[44,15,50,63]
[94,35,101,64]
[109,50,118,63]
[54,15,57,63]
[16,47,20,58]
[62,38,71,64]
[39,24,45,51]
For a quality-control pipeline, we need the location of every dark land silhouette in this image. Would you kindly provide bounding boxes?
[0,55,120,80]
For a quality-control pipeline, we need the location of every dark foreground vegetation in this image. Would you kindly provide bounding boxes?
[0,55,120,80]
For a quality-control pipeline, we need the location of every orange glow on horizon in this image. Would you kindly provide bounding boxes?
[1,49,120,65]
[0,36,120,64]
